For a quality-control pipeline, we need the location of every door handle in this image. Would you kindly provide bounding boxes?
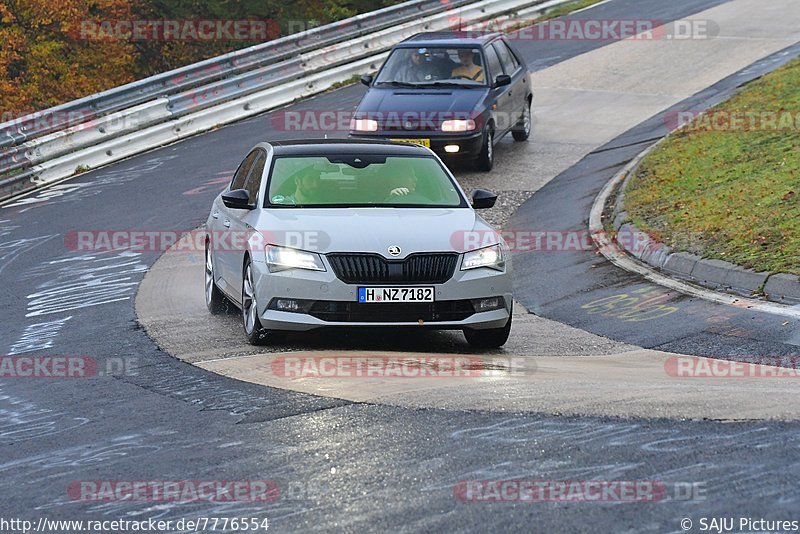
[223,219,231,228]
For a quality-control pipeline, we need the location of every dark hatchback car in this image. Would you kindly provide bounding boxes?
[349,32,532,171]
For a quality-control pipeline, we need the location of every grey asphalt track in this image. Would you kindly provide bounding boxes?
[3,1,800,532]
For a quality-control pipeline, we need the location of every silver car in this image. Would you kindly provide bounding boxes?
[204,140,512,347]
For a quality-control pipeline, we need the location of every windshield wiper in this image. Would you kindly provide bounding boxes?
[377,81,420,88]
[414,81,480,88]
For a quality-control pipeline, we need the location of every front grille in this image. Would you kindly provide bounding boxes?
[308,300,475,323]
[327,253,458,284]
[377,121,439,133]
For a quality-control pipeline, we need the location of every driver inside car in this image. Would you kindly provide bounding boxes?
[398,48,440,82]
[383,160,423,201]
[450,49,484,82]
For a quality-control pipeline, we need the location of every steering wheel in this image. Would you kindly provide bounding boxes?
[383,190,429,204]
[452,75,473,80]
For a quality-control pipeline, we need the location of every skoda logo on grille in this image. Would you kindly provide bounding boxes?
[388,245,401,257]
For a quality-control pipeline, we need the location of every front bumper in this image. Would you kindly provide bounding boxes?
[349,131,484,159]
[250,254,512,332]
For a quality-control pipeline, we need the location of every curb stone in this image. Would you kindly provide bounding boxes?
[610,153,798,304]
[764,274,800,305]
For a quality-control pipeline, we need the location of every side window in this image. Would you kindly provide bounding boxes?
[484,45,503,82]
[493,41,520,75]
[243,152,266,204]
[231,150,258,190]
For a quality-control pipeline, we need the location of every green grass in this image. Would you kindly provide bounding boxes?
[535,0,608,22]
[624,58,800,276]
[327,74,364,92]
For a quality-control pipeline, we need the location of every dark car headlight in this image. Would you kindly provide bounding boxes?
[441,119,476,132]
[350,118,378,132]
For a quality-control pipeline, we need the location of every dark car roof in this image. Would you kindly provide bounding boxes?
[267,139,431,156]
[399,31,503,48]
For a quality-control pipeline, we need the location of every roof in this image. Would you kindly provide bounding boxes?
[399,31,503,47]
[266,138,432,156]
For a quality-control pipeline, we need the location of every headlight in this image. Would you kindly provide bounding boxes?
[350,118,378,132]
[461,244,504,271]
[266,245,326,272]
[441,119,476,132]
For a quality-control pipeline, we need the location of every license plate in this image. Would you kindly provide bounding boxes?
[358,287,435,303]
[390,138,430,148]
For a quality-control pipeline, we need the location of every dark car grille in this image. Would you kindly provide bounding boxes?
[327,253,458,284]
[308,300,475,323]
[376,118,439,132]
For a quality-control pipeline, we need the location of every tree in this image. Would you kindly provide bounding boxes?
[0,0,138,114]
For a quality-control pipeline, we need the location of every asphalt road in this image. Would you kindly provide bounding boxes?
[2,0,800,532]
[511,41,800,358]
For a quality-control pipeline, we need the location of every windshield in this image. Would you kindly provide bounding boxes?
[266,155,466,208]
[375,47,486,86]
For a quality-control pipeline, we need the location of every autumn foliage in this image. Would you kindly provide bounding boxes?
[1,0,400,118]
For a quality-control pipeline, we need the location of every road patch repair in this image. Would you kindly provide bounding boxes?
[136,233,800,421]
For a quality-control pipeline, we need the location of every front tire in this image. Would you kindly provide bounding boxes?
[241,257,267,344]
[205,243,228,314]
[463,313,512,348]
[512,100,531,141]
[474,126,494,172]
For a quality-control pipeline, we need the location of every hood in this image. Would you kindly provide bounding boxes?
[254,208,498,256]
[356,87,486,116]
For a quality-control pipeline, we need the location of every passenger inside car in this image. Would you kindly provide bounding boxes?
[451,49,484,82]
[272,166,324,205]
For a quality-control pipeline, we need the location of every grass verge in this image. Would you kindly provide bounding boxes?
[624,58,800,276]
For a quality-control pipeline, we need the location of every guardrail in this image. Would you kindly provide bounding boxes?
[0,0,575,202]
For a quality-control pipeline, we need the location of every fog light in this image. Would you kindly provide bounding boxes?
[268,298,313,313]
[471,296,505,312]
[275,299,301,312]
[444,144,460,153]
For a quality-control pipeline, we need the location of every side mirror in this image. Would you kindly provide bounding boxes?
[471,189,498,209]
[222,188,253,210]
[360,74,373,87]
[494,74,511,88]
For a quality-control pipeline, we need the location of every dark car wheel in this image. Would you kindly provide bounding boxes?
[512,100,531,141]
[205,243,228,314]
[242,257,267,344]
[463,313,512,348]
[475,126,494,172]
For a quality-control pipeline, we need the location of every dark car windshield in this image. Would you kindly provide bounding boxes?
[266,155,466,208]
[375,47,487,87]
